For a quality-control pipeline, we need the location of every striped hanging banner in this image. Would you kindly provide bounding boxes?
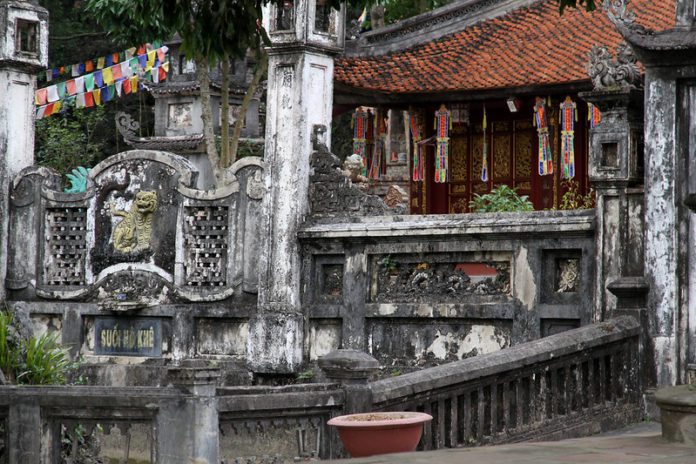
[434,104,451,183]
[410,110,425,182]
[481,105,489,182]
[588,102,602,129]
[534,97,554,176]
[560,96,577,179]
[369,110,388,180]
[352,108,370,176]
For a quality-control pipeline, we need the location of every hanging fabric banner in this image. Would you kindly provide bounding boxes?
[588,102,601,128]
[352,107,370,176]
[481,105,489,182]
[534,97,554,176]
[434,104,451,183]
[560,96,577,179]
[369,109,388,180]
[409,109,425,182]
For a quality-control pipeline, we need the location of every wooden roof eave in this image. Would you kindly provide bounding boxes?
[334,79,596,108]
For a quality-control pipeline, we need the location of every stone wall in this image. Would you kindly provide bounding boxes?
[299,210,595,373]
[5,150,265,383]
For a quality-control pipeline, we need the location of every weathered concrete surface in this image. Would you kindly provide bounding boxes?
[334,423,695,464]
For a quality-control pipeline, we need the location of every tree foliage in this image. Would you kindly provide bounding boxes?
[558,0,598,14]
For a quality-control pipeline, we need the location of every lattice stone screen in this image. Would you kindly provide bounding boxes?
[183,205,229,287]
[42,206,88,286]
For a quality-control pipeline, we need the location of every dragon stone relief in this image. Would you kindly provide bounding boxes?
[373,258,510,303]
[110,190,158,253]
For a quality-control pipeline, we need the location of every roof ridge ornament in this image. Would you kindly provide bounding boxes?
[603,0,640,30]
[588,41,641,90]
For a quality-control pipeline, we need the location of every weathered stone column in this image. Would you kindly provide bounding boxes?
[0,1,48,301]
[249,0,345,373]
[157,361,220,463]
[580,86,644,323]
[319,349,379,414]
[621,1,696,385]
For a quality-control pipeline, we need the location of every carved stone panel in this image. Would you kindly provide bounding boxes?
[91,154,189,276]
[371,254,510,303]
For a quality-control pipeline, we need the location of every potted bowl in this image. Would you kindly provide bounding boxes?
[327,411,432,457]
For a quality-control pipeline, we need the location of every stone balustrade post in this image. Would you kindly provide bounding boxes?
[7,400,41,464]
[157,360,220,464]
[319,349,380,414]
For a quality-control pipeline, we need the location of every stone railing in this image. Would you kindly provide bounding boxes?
[299,210,596,371]
[217,383,345,462]
[0,317,642,462]
[366,316,641,448]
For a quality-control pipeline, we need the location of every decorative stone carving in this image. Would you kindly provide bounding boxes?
[309,138,397,218]
[373,258,511,303]
[603,0,638,29]
[342,154,368,184]
[95,270,172,311]
[115,111,139,140]
[64,166,91,194]
[588,42,641,90]
[183,205,229,287]
[556,258,580,293]
[246,169,265,200]
[383,185,408,209]
[110,190,158,254]
[43,207,88,286]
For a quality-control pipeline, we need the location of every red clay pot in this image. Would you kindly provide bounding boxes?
[327,411,433,457]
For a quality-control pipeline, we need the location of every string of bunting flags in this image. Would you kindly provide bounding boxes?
[38,43,163,82]
[34,44,170,119]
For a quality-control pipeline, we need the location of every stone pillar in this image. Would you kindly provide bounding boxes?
[623,6,696,385]
[319,349,379,414]
[157,361,220,464]
[249,0,345,373]
[0,1,48,301]
[580,88,644,322]
[7,401,41,464]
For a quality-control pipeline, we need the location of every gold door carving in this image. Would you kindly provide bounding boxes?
[493,134,511,179]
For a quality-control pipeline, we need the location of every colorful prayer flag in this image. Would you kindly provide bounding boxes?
[102,66,114,85]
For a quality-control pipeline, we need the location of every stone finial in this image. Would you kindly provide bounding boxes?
[588,42,641,90]
[115,111,140,140]
[318,349,380,384]
[603,0,637,29]
[167,359,221,394]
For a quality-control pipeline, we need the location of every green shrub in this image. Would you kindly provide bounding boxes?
[559,180,596,210]
[469,185,534,213]
[18,332,72,385]
[0,310,75,385]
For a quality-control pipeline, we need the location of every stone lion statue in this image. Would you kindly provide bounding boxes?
[110,190,158,253]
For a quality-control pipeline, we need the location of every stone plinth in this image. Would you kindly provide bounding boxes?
[655,385,696,445]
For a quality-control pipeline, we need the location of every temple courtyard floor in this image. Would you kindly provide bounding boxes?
[333,422,695,463]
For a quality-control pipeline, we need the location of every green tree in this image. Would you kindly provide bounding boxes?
[85,0,279,184]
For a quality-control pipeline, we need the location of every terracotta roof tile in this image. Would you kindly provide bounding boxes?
[335,0,676,94]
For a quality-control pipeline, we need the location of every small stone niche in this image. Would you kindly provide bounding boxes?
[15,19,38,54]
[601,142,619,168]
[314,0,332,33]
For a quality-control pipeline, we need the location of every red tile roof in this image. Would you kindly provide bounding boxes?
[335,0,676,94]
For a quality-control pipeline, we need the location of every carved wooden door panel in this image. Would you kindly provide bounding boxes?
[448,126,469,213]
[491,121,513,189]
[513,120,534,200]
